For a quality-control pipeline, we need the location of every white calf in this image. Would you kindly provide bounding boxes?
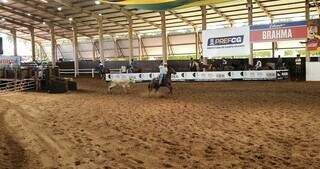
[107,78,135,94]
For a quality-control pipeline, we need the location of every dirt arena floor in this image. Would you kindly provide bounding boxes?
[1,78,320,169]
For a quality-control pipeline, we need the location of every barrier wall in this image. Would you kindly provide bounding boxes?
[106,70,289,82]
[306,62,320,81]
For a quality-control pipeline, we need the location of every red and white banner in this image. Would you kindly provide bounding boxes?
[250,21,307,42]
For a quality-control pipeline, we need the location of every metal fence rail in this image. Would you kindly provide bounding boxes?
[0,79,36,93]
[59,68,122,78]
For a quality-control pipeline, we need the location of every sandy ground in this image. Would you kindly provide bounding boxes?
[0,78,320,169]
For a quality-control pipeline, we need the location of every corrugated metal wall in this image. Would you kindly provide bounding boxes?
[44,33,200,61]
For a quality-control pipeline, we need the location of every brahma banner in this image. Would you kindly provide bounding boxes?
[203,26,251,57]
[250,21,307,42]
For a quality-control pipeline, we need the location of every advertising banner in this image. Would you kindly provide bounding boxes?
[0,56,21,65]
[250,21,307,42]
[307,19,320,51]
[202,26,251,57]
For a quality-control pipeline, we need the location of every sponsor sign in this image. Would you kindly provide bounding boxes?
[203,26,251,57]
[250,21,307,42]
[0,56,21,65]
[307,19,320,51]
[106,71,288,82]
[243,70,277,80]
[276,70,289,80]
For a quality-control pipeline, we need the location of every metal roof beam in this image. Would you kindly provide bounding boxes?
[0,5,70,39]
[208,4,233,25]
[107,4,161,29]
[255,0,273,19]
[49,0,125,35]
[12,0,93,38]
[168,10,197,29]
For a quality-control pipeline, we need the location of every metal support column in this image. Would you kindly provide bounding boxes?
[29,27,36,61]
[201,6,207,31]
[49,24,57,66]
[72,24,79,77]
[195,30,199,59]
[247,0,254,65]
[11,29,17,56]
[138,35,143,60]
[201,6,207,58]
[271,20,277,58]
[160,11,168,63]
[306,0,310,62]
[92,39,96,61]
[128,15,133,64]
[98,17,105,64]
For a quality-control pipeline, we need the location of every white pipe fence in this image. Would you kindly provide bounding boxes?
[59,68,122,78]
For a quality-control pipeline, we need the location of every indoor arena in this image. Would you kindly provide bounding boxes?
[0,0,320,169]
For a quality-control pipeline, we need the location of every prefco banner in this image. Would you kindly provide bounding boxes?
[203,26,251,57]
[250,21,307,42]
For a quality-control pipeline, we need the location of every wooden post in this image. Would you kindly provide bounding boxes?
[138,35,143,60]
[201,6,207,31]
[72,24,79,77]
[29,27,36,61]
[50,24,57,67]
[306,0,310,62]
[160,11,167,63]
[98,17,105,64]
[128,15,133,64]
[195,30,199,59]
[11,29,17,56]
[247,0,254,65]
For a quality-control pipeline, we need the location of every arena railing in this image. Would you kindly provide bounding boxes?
[0,79,36,93]
[59,68,122,78]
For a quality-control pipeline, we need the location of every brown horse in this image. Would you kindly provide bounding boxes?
[148,66,176,95]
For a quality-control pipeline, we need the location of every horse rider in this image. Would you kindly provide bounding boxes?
[255,60,262,70]
[189,57,197,71]
[222,58,228,70]
[98,61,105,79]
[158,61,168,85]
[128,59,135,73]
[295,54,302,81]
[276,55,283,69]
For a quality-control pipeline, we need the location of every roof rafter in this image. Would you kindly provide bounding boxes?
[12,0,92,38]
[168,10,197,29]
[0,5,70,39]
[0,27,42,42]
[0,16,50,40]
[208,4,233,25]
[48,0,125,35]
[107,4,161,30]
[255,0,273,19]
